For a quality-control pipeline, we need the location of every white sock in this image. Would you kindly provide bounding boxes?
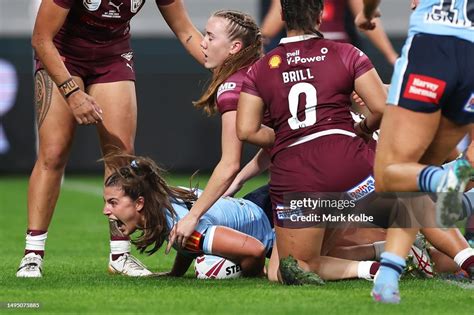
[453,247,474,267]
[25,232,48,252]
[357,261,375,279]
[373,241,386,260]
[110,240,131,256]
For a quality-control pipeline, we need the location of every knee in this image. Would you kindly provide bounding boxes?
[248,242,266,260]
[38,145,69,171]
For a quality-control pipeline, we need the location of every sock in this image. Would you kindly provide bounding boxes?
[24,229,47,258]
[374,252,406,292]
[453,248,474,271]
[110,236,131,261]
[418,166,444,192]
[441,159,457,171]
[373,241,386,260]
[461,190,474,220]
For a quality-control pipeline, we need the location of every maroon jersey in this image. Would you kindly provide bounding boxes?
[52,0,173,60]
[216,67,249,115]
[320,0,349,42]
[242,35,373,158]
[216,65,272,126]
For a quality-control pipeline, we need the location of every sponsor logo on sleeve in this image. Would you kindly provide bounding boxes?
[346,176,375,201]
[268,55,282,69]
[402,74,446,104]
[464,93,474,113]
[217,82,237,98]
[83,0,101,11]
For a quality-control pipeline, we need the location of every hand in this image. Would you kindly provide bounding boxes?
[355,10,381,31]
[165,212,199,254]
[354,121,373,143]
[351,91,366,108]
[67,90,103,125]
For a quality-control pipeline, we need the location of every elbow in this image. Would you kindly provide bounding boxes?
[236,125,251,142]
[31,34,47,53]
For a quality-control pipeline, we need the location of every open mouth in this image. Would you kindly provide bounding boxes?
[111,218,126,233]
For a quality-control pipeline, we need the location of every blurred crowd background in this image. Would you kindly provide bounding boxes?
[0,0,411,173]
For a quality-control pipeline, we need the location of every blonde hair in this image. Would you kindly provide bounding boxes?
[194,10,263,116]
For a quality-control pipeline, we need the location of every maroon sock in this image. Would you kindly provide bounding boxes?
[25,229,47,258]
[370,262,381,277]
[461,256,474,271]
[111,253,129,261]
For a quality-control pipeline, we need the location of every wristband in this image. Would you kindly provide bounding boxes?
[58,78,80,99]
[360,119,373,134]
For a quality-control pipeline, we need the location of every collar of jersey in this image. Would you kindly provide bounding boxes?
[279,34,320,44]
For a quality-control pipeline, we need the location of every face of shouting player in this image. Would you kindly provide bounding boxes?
[201,16,243,69]
[103,186,144,236]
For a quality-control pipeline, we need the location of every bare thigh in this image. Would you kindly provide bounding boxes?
[35,71,82,167]
[87,81,137,164]
[275,226,325,271]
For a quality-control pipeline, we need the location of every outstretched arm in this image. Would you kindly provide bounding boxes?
[167,111,243,251]
[348,0,398,65]
[223,148,271,197]
[260,0,285,43]
[158,0,205,65]
[354,0,381,31]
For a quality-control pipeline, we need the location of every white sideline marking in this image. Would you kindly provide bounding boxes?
[62,180,103,196]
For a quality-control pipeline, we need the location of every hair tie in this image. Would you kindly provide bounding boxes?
[131,159,139,170]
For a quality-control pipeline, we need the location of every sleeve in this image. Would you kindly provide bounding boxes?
[241,64,261,98]
[216,89,240,115]
[53,0,75,9]
[155,0,175,5]
[337,43,374,81]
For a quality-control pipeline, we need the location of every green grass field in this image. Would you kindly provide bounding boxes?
[0,175,472,314]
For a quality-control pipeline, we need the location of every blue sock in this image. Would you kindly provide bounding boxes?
[374,252,406,293]
[418,166,444,192]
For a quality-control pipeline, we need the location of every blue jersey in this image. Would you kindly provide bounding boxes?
[165,190,274,257]
[409,0,474,42]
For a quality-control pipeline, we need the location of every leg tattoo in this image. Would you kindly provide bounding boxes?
[34,70,53,130]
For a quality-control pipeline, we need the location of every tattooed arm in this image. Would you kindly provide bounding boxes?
[32,0,102,125]
[157,0,205,65]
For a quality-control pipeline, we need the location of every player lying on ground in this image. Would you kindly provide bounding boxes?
[102,154,274,277]
[102,154,386,280]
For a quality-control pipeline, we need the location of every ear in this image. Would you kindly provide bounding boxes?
[316,11,323,26]
[135,196,145,212]
[229,40,243,55]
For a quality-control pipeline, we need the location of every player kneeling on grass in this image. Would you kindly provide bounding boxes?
[101,153,274,277]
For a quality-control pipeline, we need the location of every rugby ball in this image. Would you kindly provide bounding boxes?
[194,255,242,279]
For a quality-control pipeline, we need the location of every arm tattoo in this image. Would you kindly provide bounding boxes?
[34,70,53,130]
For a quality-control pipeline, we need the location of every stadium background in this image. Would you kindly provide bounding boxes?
[0,0,412,173]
